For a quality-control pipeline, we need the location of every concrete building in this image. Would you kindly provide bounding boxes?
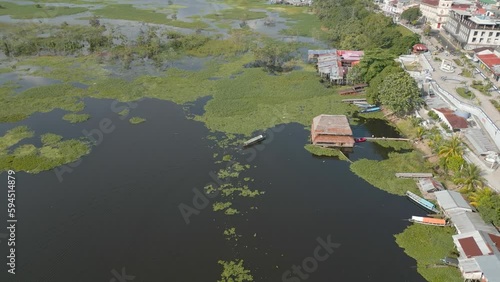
[432,108,469,131]
[444,8,500,49]
[434,190,473,215]
[420,0,454,29]
[308,49,364,85]
[475,48,500,81]
[311,115,354,149]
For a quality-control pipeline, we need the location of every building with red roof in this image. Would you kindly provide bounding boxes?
[432,108,468,131]
[475,49,500,81]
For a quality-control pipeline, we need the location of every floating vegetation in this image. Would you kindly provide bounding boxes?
[223,227,241,241]
[0,128,91,173]
[129,117,146,124]
[217,259,253,282]
[0,83,86,123]
[0,126,34,152]
[205,8,267,21]
[40,133,63,146]
[224,208,239,215]
[350,151,430,195]
[304,144,349,161]
[118,108,130,116]
[213,202,233,212]
[63,113,90,123]
[395,225,462,281]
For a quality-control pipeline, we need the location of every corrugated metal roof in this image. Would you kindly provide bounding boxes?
[449,211,499,235]
[458,237,484,258]
[459,257,481,273]
[434,190,472,212]
[475,254,500,282]
[312,115,352,136]
[418,178,444,192]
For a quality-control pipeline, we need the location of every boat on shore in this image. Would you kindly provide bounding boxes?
[409,216,448,226]
[405,191,440,213]
[360,106,380,113]
[243,134,265,147]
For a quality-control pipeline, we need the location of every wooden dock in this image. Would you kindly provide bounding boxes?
[342,98,367,103]
[365,137,411,141]
[396,173,433,179]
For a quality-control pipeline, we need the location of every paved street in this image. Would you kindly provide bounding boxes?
[408,28,500,192]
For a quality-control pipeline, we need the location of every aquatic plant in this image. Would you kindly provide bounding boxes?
[395,225,462,281]
[350,151,430,195]
[63,113,90,123]
[41,133,63,146]
[0,126,34,152]
[0,2,87,19]
[217,259,253,282]
[213,202,233,212]
[304,144,349,161]
[129,117,146,124]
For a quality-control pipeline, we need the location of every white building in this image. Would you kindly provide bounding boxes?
[444,9,500,49]
[420,0,454,29]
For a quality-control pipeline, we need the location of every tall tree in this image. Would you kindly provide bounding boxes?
[438,135,464,170]
[377,72,422,116]
[454,163,485,193]
[400,7,422,23]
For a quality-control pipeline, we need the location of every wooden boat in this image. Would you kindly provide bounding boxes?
[405,191,440,213]
[354,137,367,143]
[243,135,265,147]
[409,216,448,226]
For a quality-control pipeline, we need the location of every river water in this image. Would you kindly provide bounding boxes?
[0,97,427,281]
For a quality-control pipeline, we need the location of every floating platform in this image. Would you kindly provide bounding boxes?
[406,191,440,213]
[396,173,433,178]
[243,135,265,147]
[409,216,448,226]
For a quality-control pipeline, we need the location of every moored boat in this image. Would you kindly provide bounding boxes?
[354,137,367,143]
[360,106,380,113]
[243,134,265,147]
[409,216,448,226]
[405,191,440,213]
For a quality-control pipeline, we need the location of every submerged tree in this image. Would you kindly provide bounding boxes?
[252,38,295,73]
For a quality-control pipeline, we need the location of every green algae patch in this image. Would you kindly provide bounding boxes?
[0,129,91,173]
[63,113,90,123]
[129,117,146,124]
[0,84,86,123]
[304,144,349,161]
[0,2,87,19]
[395,225,462,282]
[350,151,430,195]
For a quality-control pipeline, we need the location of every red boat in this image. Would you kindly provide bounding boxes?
[355,137,367,143]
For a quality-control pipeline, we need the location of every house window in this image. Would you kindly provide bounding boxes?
[472,37,477,42]
[474,31,478,36]
[479,38,484,43]
[489,32,493,37]
[496,32,500,37]
[481,31,485,36]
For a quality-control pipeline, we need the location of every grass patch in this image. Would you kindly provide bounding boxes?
[470,81,492,96]
[63,113,90,123]
[490,99,500,113]
[459,68,472,78]
[395,225,462,282]
[129,116,146,124]
[0,67,13,74]
[304,144,349,161]
[0,2,87,19]
[92,4,208,29]
[456,87,474,99]
[452,58,463,67]
[0,126,34,152]
[395,25,414,36]
[0,128,91,173]
[205,8,267,20]
[350,151,431,195]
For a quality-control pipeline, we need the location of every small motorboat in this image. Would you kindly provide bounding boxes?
[354,137,367,143]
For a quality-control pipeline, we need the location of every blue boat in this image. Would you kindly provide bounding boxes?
[360,106,380,113]
[406,191,440,213]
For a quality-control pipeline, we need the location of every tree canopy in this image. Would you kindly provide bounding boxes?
[377,72,422,116]
[400,7,422,23]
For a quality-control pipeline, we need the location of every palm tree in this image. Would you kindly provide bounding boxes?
[438,135,463,160]
[468,186,494,207]
[454,163,485,193]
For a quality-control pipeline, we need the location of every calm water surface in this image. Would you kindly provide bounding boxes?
[0,98,427,282]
